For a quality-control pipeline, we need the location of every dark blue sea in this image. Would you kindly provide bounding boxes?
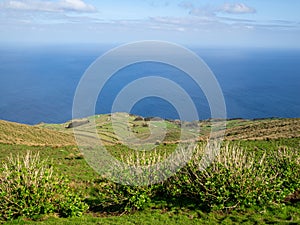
[0,44,299,125]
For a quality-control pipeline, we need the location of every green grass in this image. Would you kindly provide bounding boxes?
[234,137,300,152]
[1,116,300,224]
[1,138,300,224]
[3,204,300,225]
[1,137,299,190]
[0,144,100,183]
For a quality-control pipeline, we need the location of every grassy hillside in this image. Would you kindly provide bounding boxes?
[0,115,299,224]
[36,113,300,145]
[0,120,75,146]
[225,118,300,140]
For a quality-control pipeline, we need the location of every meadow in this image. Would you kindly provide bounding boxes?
[0,115,299,224]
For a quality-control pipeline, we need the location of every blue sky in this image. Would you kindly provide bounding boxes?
[0,0,300,47]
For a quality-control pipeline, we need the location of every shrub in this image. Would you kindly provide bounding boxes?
[0,151,88,221]
[91,180,152,213]
[89,141,300,213]
[164,142,300,211]
[89,149,164,213]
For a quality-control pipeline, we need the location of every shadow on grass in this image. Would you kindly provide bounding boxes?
[84,192,210,216]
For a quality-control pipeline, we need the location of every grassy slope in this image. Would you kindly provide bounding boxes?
[0,120,75,146]
[225,118,300,140]
[1,115,300,224]
[36,113,300,145]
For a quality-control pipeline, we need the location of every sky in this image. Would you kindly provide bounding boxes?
[0,0,300,48]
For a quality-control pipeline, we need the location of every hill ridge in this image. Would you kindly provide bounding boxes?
[1,114,299,147]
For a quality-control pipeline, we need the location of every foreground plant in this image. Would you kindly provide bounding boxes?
[87,141,300,214]
[0,151,88,221]
[165,142,300,211]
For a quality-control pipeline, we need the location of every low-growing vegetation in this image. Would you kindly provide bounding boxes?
[0,117,299,224]
[89,141,300,213]
[0,151,88,221]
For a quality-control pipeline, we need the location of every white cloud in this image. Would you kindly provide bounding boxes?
[179,2,256,16]
[219,3,256,14]
[0,0,97,13]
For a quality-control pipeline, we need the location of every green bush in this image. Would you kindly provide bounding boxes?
[0,151,88,221]
[91,179,153,213]
[88,142,300,213]
[163,143,300,211]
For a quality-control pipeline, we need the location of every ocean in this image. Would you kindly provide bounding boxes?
[0,44,299,125]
